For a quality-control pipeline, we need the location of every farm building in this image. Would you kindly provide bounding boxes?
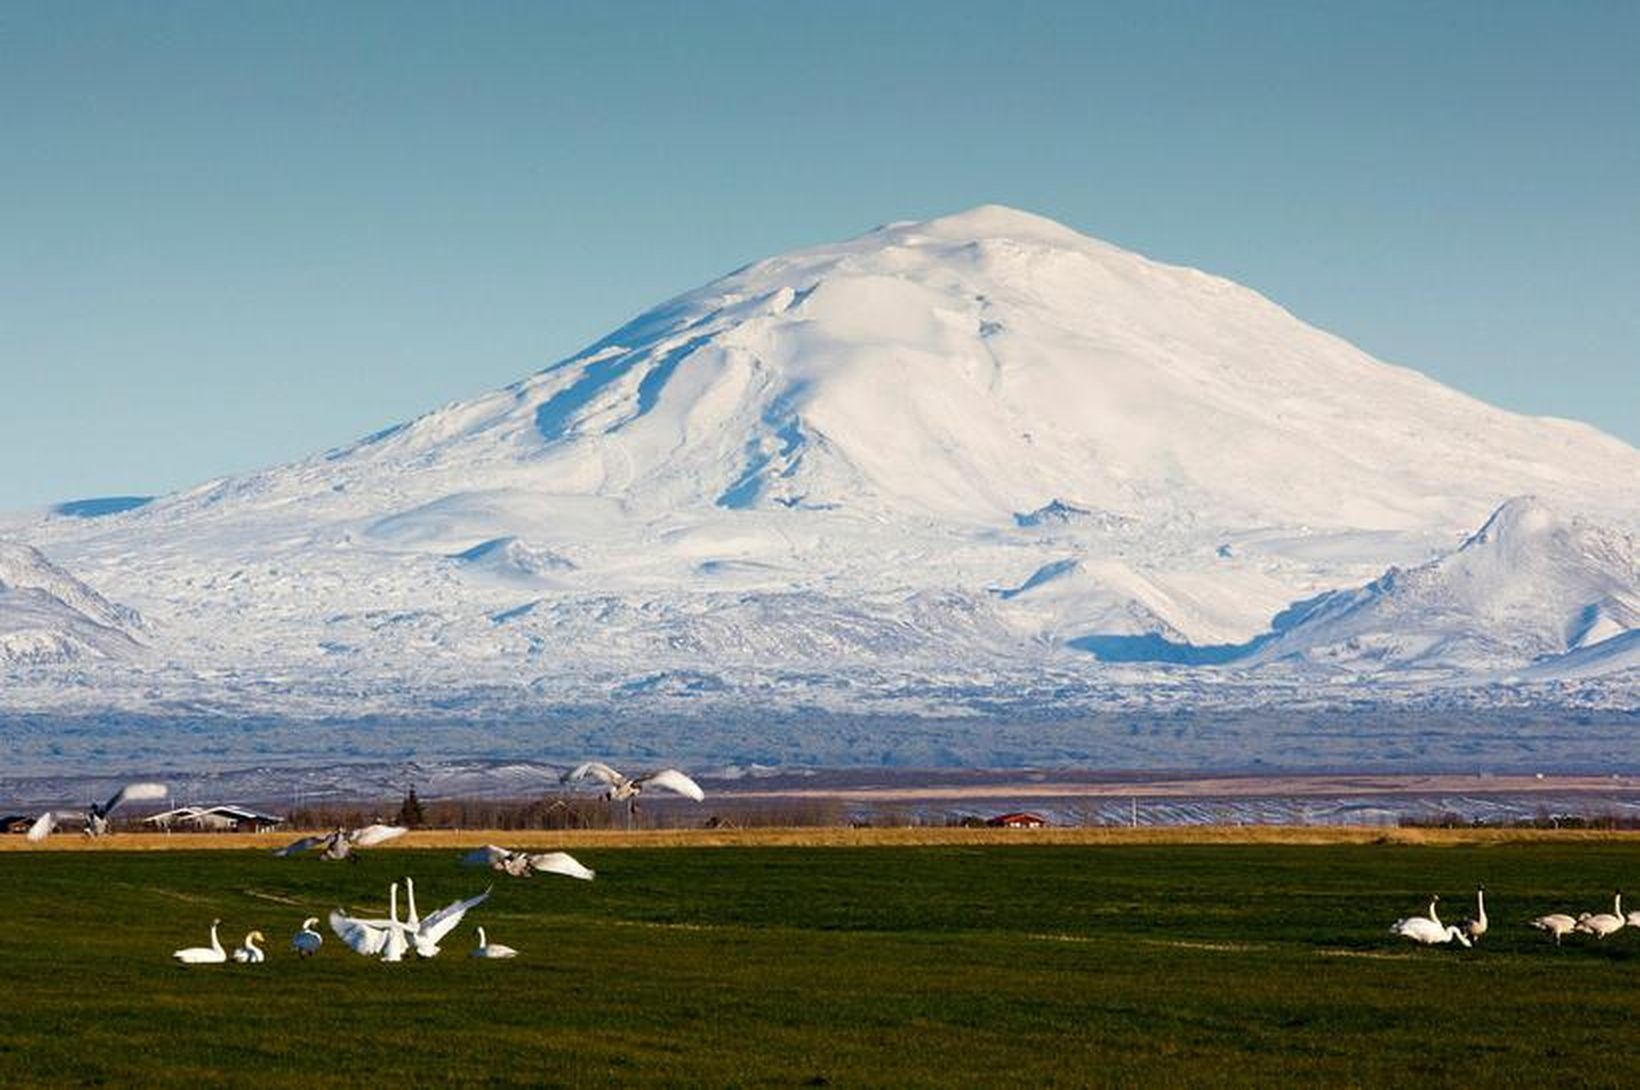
[987,811,1048,828]
[143,806,207,830]
[143,805,286,833]
[2,815,37,834]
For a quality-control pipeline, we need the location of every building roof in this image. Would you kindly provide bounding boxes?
[988,811,1048,825]
[143,804,285,825]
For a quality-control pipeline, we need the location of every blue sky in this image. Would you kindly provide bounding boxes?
[3,1,1636,510]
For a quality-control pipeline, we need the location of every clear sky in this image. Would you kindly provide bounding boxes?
[3,1,1636,510]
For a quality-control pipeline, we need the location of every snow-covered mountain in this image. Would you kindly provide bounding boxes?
[1,205,1634,768]
[0,542,144,664]
[1244,497,1637,673]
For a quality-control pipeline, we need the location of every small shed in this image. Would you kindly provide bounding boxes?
[987,811,1048,828]
[2,815,37,834]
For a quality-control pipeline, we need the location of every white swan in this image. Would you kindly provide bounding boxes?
[470,926,517,959]
[232,931,266,964]
[274,823,408,861]
[328,882,412,960]
[410,884,491,958]
[292,917,323,957]
[380,882,409,962]
[1531,913,1578,945]
[1389,895,1472,947]
[173,919,228,964]
[1456,886,1488,943]
[28,781,169,841]
[460,845,595,880]
[1574,891,1625,939]
[561,762,705,811]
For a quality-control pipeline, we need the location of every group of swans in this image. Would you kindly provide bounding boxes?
[1391,887,1636,949]
[460,844,596,880]
[1532,891,1633,945]
[1389,893,1476,948]
[328,877,497,961]
[273,822,408,861]
[26,781,169,841]
[173,883,515,965]
[172,920,269,965]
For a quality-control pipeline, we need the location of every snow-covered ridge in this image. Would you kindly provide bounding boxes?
[0,542,144,663]
[1,206,1635,762]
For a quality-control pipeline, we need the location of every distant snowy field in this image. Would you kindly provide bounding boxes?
[1,206,1634,775]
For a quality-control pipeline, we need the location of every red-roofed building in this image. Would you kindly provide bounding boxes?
[987,811,1047,828]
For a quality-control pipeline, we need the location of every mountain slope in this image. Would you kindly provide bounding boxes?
[1242,497,1637,672]
[0,542,144,663]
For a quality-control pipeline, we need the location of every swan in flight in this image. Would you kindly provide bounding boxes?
[1456,886,1488,943]
[27,781,169,841]
[232,931,266,964]
[459,845,595,880]
[470,926,517,959]
[561,762,705,817]
[1574,891,1625,939]
[173,919,228,964]
[273,823,408,861]
[292,918,323,957]
[1389,895,1472,947]
[1530,913,1578,945]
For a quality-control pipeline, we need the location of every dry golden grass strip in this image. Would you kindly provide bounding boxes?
[5,824,1640,852]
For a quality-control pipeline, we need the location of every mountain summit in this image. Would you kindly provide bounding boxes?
[171,203,1633,542]
[3,207,1636,755]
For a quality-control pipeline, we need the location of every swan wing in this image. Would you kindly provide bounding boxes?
[25,812,56,842]
[637,769,704,801]
[272,835,327,857]
[562,761,622,787]
[417,887,491,946]
[526,851,595,881]
[328,909,390,956]
[460,845,511,867]
[349,824,407,847]
[102,781,168,815]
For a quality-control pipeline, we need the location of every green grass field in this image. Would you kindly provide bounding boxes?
[3,842,1638,1088]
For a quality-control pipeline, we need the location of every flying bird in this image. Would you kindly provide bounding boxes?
[273,824,408,861]
[173,919,228,964]
[560,762,704,818]
[27,781,169,841]
[470,926,517,959]
[459,845,595,881]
